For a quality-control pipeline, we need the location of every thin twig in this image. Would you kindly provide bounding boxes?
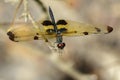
[11,0,23,26]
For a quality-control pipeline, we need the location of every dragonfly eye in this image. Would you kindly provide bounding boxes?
[57,43,65,49]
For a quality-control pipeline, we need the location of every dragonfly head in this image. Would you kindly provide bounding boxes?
[57,42,65,49]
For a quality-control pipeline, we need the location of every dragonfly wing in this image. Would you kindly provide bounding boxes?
[7,22,56,42]
[56,20,113,36]
[7,23,43,42]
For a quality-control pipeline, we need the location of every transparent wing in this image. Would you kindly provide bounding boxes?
[7,23,44,42]
[7,22,56,42]
[57,20,113,36]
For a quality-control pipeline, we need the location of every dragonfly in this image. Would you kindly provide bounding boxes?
[7,7,113,50]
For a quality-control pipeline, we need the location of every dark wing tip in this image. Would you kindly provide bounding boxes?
[7,31,12,36]
[107,26,113,33]
[7,31,16,42]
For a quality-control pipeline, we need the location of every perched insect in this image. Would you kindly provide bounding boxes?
[7,7,113,50]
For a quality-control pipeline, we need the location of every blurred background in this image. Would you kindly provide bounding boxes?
[0,0,120,80]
